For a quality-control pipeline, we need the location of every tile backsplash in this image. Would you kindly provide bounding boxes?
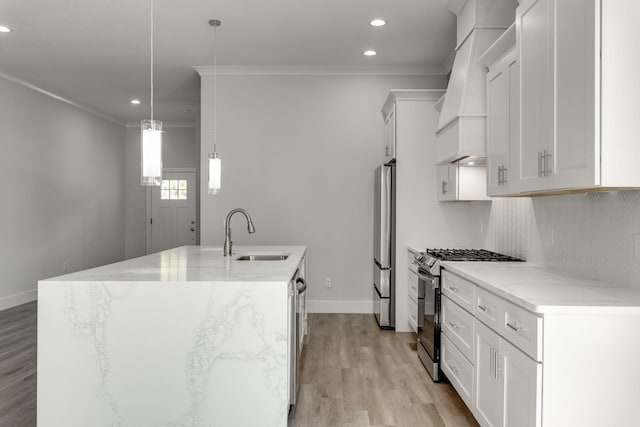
[470,191,640,289]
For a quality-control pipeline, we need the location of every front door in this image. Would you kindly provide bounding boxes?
[149,171,196,253]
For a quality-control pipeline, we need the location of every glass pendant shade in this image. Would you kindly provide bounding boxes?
[141,119,163,186]
[208,152,221,194]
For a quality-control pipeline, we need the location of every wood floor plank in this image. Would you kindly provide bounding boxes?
[290,313,479,427]
[0,302,37,427]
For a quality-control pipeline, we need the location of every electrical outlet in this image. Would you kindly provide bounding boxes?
[635,234,640,259]
[324,277,332,288]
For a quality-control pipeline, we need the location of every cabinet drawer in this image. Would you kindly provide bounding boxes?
[442,295,474,361]
[502,299,543,362]
[441,333,474,408]
[475,286,503,331]
[408,294,419,334]
[442,270,475,312]
[408,268,419,300]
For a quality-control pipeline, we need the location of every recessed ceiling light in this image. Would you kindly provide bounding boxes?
[468,161,475,166]
[370,19,386,27]
[0,25,12,33]
[363,50,377,56]
[130,99,141,105]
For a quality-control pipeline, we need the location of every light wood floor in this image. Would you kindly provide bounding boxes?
[0,301,37,426]
[0,305,478,427]
[290,314,479,427]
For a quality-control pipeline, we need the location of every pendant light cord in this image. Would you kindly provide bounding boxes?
[150,0,154,122]
[213,24,217,152]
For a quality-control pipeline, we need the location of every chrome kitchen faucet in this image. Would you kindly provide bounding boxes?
[224,208,255,256]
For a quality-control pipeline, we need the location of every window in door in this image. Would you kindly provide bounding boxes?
[160,179,188,200]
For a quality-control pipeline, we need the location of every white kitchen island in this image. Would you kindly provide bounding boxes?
[37,245,306,427]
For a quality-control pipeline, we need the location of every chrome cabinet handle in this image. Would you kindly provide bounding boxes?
[447,321,461,329]
[447,286,459,294]
[447,363,459,374]
[478,305,491,313]
[502,166,507,184]
[489,347,496,378]
[545,150,552,176]
[496,353,504,378]
[506,322,521,332]
[538,151,543,177]
[442,180,448,194]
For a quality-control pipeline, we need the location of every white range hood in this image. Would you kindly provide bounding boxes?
[435,0,517,165]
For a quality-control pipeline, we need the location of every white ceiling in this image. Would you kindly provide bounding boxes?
[0,0,455,123]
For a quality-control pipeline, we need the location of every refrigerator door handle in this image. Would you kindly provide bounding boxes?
[374,164,392,268]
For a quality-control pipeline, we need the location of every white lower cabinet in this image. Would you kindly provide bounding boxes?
[473,320,541,427]
[442,270,543,427]
[442,268,640,426]
[441,333,474,408]
[502,338,541,427]
[473,320,502,427]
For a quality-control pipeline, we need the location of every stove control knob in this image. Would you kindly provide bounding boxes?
[415,253,426,264]
[427,259,436,267]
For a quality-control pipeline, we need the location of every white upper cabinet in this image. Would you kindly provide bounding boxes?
[483,26,519,197]
[383,103,396,162]
[438,164,490,202]
[509,0,640,195]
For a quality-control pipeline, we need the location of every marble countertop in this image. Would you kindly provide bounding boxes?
[442,261,640,314]
[43,245,306,284]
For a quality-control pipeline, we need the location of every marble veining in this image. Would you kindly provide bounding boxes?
[184,286,287,426]
[38,246,302,427]
[64,282,125,424]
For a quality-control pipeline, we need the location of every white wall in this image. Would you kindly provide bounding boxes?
[199,73,447,313]
[124,124,198,259]
[469,191,640,289]
[394,95,479,331]
[0,75,125,310]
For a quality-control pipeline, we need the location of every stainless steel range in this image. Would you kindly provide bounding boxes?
[413,249,522,382]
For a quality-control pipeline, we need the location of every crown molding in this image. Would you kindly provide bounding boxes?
[0,70,125,126]
[194,64,448,77]
[125,121,197,128]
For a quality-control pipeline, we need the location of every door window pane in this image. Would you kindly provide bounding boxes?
[160,179,188,200]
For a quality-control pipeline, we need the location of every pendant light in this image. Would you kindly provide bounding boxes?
[141,0,163,186]
[207,19,222,195]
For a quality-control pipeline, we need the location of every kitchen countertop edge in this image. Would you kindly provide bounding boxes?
[441,261,640,315]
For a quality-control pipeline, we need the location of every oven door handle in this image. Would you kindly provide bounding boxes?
[416,271,438,286]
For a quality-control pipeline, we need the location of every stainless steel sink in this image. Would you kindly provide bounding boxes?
[236,253,289,261]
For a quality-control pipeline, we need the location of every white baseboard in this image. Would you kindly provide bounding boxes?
[0,289,37,311]
[306,300,373,314]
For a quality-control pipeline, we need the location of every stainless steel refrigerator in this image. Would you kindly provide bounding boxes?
[373,161,395,329]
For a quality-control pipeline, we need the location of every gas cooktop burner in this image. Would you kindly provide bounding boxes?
[424,249,523,262]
